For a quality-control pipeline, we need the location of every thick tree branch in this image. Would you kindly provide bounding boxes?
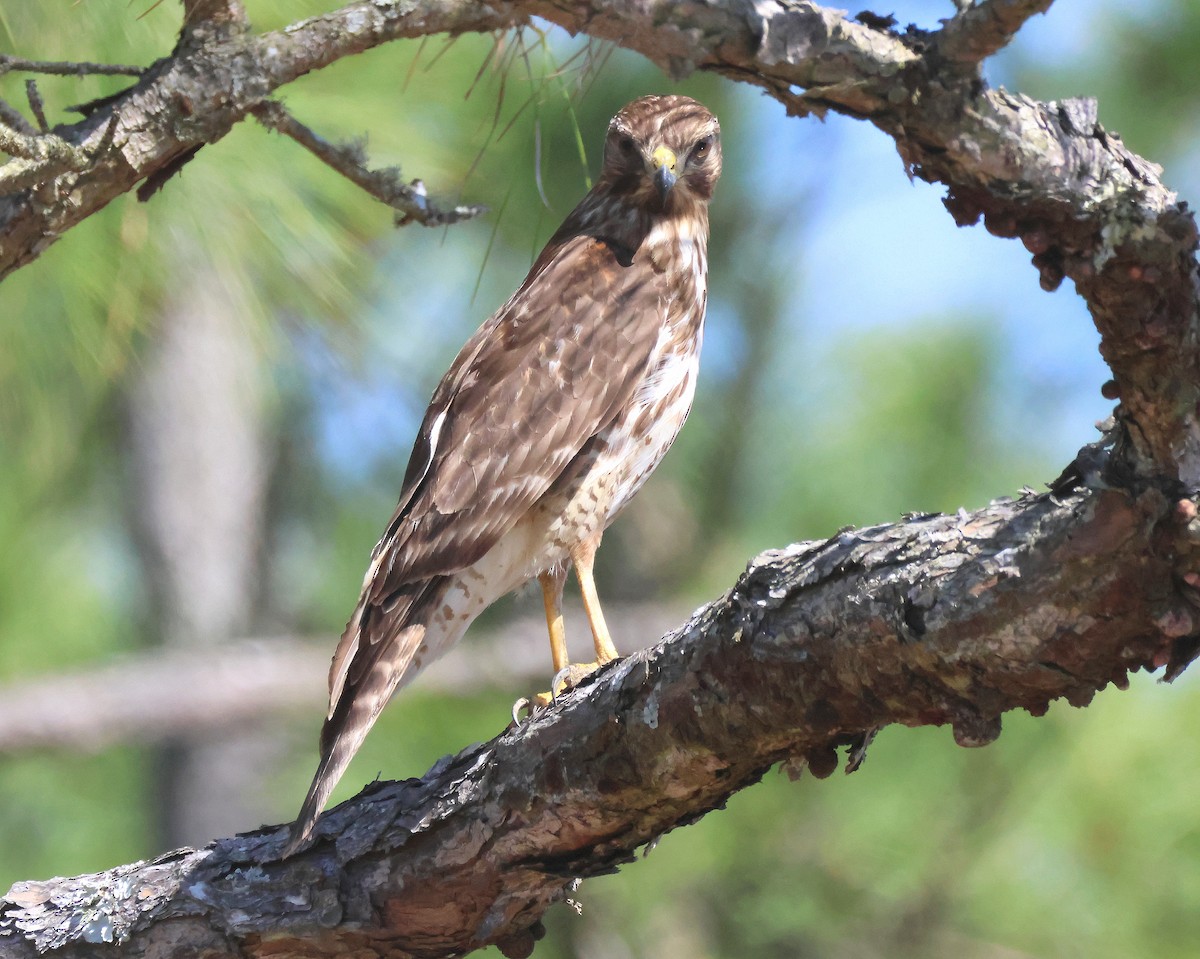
[179,0,249,48]
[181,0,246,25]
[1,482,1193,958]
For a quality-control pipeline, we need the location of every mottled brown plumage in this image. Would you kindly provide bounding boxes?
[285,95,722,855]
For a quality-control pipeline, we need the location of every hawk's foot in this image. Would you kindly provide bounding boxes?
[512,659,619,722]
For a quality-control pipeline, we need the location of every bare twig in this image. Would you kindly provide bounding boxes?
[936,0,1056,63]
[250,100,486,226]
[0,53,143,77]
[0,98,34,136]
[23,80,47,134]
[93,114,119,159]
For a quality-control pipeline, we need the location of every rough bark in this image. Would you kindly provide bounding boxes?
[2,0,1200,957]
[0,483,1191,959]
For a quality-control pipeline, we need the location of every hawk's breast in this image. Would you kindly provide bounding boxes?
[497,208,708,581]
[587,212,708,524]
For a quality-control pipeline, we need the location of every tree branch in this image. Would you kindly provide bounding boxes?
[0,122,92,191]
[935,0,1055,64]
[0,100,34,136]
[0,122,86,165]
[22,82,48,134]
[249,101,486,226]
[1,483,1192,958]
[0,603,684,753]
[0,0,1195,485]
[181,0,246,27]
[0,54,144,78]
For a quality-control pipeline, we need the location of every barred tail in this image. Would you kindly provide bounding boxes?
[282,578,445,857]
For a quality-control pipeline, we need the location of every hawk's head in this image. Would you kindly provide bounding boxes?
[600,95,722,216]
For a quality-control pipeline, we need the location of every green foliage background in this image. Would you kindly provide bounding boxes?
[2,2,1199,957]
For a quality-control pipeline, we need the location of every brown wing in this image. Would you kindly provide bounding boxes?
[321,229,664,708]
[366,230,664,600]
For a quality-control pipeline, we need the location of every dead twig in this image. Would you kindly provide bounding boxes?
[0,53,144,77]
[250,100,486,227]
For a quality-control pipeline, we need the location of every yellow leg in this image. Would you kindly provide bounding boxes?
[514,570,571,717]
[514,550,620,722]
[571,537,619,664]
[538,570,569,674]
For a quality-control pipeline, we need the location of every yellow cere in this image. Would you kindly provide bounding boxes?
[651,145,678,173]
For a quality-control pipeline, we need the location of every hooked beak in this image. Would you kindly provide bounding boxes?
[651,145,678,201]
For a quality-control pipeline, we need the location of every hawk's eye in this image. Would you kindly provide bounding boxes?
[618,136,635,155]
[691,135,714,161]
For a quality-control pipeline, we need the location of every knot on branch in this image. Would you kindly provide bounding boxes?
[495,920,547,959]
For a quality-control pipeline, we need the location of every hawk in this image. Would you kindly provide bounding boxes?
[285,95,722,855]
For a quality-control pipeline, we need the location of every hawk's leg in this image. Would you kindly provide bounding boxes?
[514,547,620,719]
[571,535,619,664]
[513,570,575,718]
[538,568,569,674]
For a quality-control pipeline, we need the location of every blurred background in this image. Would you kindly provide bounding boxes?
[2,1,1199,956]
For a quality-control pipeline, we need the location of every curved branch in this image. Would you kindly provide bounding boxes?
[0,0,1196,481]
[1,483,1195,959]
